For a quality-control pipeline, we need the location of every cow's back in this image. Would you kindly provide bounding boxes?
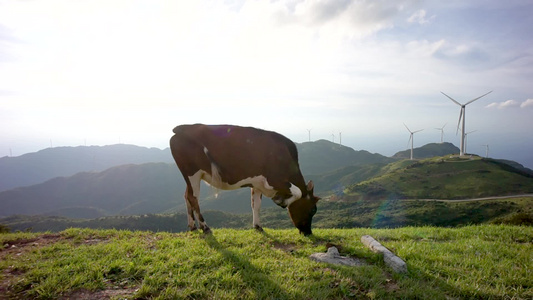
[170,124,303,188]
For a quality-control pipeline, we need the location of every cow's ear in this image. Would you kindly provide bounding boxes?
[314,196,320,204]
[306,180,314,192]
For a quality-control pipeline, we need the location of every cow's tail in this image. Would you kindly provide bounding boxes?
[203,146,222,198]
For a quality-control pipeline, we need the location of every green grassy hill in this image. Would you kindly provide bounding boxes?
[297,139,394,175]
[392,142,459,159]
[347,155,533,199]
[1,226,531,299]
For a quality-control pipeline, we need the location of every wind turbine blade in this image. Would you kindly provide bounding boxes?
[442,123,447,129]
[403,123,412,133]
[413,129,424,133]
[441,91,462,106]
[465,91,493,106]
[407,135,412,148]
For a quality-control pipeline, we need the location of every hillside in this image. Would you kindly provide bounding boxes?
[2,142,533,219]
[0,144,173,191]
[307,163,387,195]
[0,140,390,193]
[297,139,394,175]
[347,155,533,199]
[0,139,388,191]
[392,142,459,159]
[0,163,183,218]
[1,226,531,299]
[0,140,392,218]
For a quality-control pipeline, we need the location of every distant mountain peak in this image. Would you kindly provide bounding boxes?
[392,142,460,159]
[0,144,173,192]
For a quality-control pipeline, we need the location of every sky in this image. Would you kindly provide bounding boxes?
[1,0,532,168]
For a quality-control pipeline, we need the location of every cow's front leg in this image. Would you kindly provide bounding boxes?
[251,188,263,232]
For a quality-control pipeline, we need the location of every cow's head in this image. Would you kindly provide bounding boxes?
[287,181,320,236]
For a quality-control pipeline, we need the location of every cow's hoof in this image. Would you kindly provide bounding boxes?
[254,225,264,232]
[189,226,198,232]
[203,227,212,235]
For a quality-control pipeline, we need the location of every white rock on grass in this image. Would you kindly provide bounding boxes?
[309,246,366,267]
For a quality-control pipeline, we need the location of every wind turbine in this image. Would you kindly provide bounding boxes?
[434,123,446,143]
[441,91,492,156]
[463,130,477,154]
[404,123,423,160]
[306,129,311,142]
[482,144,489,158]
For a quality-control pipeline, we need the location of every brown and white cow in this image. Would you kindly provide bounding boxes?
[170,124,319,235]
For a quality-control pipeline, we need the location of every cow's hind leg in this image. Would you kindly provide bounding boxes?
[184,186,197,231]
[186,174,211,234]
[251,188,263,232]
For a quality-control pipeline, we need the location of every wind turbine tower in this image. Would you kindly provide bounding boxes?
[306,129,311,142]
[404,123,423,160]
[482,144,489,158]
[441,91,492,156]
[463,130,476,154]
[435,123,446,143]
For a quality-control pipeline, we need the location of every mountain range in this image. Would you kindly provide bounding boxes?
[0,144,173,192]
[1,140,532,219]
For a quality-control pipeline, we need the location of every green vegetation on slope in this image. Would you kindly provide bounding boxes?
[260,197,533,229]
[3,197,531,233]
[347,156,533,199]
[1,226,531,299]
[297,139,393,175]
[392,142,459,159]
[4,141,531,219]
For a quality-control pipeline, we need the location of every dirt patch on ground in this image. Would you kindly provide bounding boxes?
[59,287,140,300]
[2,233,63,249]
[271,241,298,253]
[1,233,64,261]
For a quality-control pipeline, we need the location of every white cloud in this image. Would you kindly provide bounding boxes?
[520,99,533,108]
[485,102,499,109]
[273,0,421,40]
[485,99,532,109]
[500,100,520,108]
[407,9,434,25]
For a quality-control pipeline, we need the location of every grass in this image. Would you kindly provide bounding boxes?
[1,225,531,299]
[347,156,533,199]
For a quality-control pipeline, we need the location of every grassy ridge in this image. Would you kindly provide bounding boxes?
[1,226,531,299]
[347,156,533,199]
[259,197,533,229]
